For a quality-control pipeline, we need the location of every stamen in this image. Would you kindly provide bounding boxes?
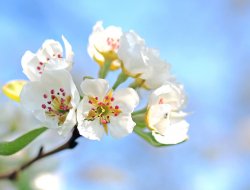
[86,93,122,129]
[42,104,46,109]
[43,94,48,99]
[101,119,107,124]
[159,98,164,104]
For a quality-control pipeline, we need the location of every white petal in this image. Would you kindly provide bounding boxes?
[62,35,74,63]
[77,97,105,140]
[44,60,71,71]
[41,39,63,58]
[144,62,171,89]
[20,81,48,123]
[113,88,139,114]
[148,82,186,110]
[109,114,136,138]
[80,78,109,100]
[146,104,172,129]
[77,119,105,141]
[87,44,104,62]
[58,109,76,136]
[93,21,104,33]
[77,97,93,123]
[21,51,41,81]
[117,31,148,76]
[152,120,189,145]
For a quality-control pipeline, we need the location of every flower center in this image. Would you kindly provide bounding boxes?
[85,90,121,133]
[106,37,120,51]
[37,54,62,75]
[41,87,72,125]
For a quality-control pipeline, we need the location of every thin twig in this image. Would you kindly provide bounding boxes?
[0,126,81,181]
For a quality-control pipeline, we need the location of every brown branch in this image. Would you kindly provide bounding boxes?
[0,126,81,181]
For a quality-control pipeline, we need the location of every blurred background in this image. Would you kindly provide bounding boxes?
[0,0,250,189]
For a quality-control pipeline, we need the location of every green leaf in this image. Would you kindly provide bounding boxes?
[134,124,186,147]
[0,127,47,156]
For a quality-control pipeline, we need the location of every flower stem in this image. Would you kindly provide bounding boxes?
[98,59,112,79]
[0,126,81,181]
[112,72,128,90]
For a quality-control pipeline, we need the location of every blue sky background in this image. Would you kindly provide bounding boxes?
[0,0,250,190]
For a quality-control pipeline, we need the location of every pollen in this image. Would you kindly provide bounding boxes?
[85,90,122,133]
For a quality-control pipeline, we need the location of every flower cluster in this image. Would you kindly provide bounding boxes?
[3,21,189,145]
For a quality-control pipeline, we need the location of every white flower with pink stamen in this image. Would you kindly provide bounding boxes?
[88,21,122,70]
[77,78,139,140]
[21,35,74,81]
[146,82,189,144]
[20,70,80,136]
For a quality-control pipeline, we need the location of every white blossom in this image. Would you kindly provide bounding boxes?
[146,82,189,144]
[21,36,73,81]
[77,78,139,140]
[118,31,173,89]
[88,21,122,70]
[20,70,80,136]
